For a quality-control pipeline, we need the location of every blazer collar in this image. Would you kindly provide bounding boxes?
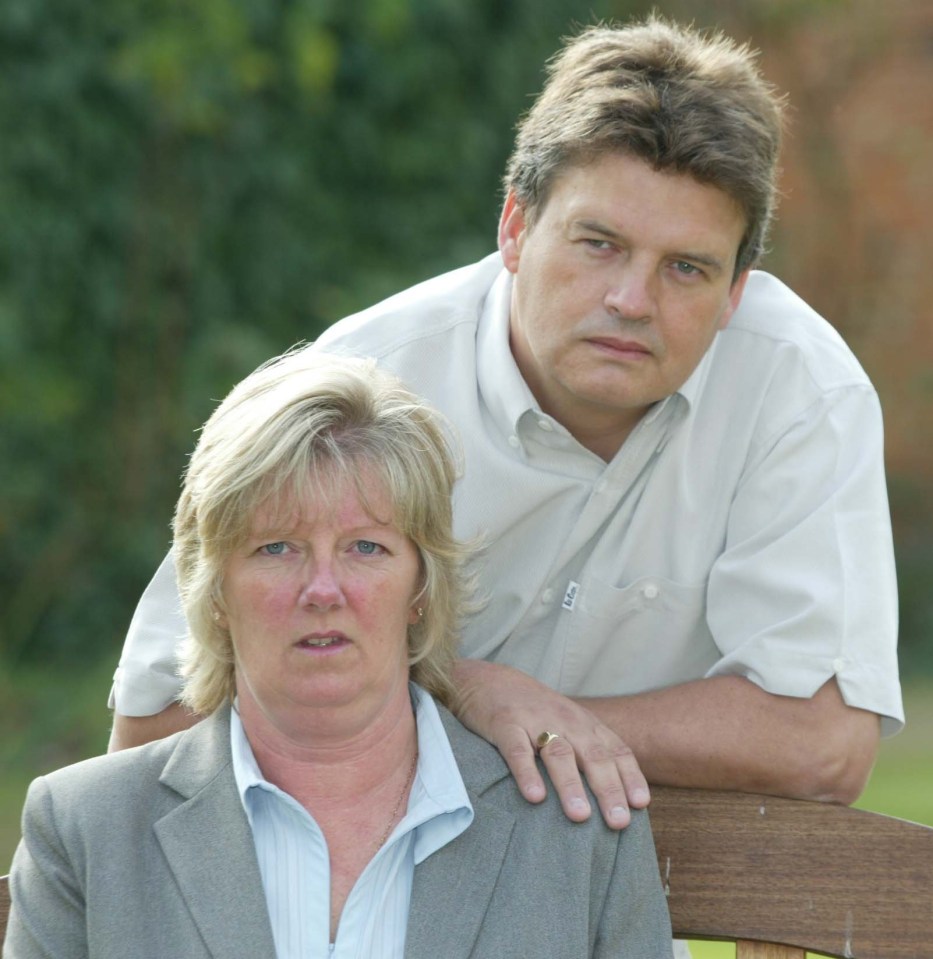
[154,706,278,959]
[152,703,518,959]
[405,708,518,959]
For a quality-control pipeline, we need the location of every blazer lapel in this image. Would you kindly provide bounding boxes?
[405,710,517,959]
[153,708,277,959]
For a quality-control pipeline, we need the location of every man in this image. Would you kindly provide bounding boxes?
[109,16,902,832]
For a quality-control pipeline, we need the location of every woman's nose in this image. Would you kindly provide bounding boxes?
[298,563,344,610]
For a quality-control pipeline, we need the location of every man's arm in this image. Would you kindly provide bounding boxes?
[583,671,879,803]
[453,658,879,825]
[108,701,201,752]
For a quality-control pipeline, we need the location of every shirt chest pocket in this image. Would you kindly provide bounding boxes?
[557,576,720,696]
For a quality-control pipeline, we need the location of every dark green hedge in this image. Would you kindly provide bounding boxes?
[0,0,648,665]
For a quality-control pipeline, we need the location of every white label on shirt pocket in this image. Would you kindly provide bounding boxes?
[562,581,580,611]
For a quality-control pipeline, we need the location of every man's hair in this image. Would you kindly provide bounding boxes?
[173,349,469,715]
[504,15,786,275]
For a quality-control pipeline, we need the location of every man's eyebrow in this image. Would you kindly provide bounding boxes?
[574,218,623,240]
[574,218,728,274]
[675,251,727,274]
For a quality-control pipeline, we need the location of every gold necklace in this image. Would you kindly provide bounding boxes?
[373,748,418,852]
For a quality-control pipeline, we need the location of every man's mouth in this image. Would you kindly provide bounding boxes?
[588,336,651,356]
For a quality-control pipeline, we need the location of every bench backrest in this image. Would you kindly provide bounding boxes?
[650,786,933,958]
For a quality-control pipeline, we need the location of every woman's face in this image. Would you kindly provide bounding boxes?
[221,471,422,739]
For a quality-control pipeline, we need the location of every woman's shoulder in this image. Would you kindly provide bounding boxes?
[25,708,231,829]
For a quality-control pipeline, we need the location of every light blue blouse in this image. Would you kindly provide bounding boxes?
[231,685,474,959]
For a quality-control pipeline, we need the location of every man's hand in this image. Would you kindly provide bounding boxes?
[453,659,649,829]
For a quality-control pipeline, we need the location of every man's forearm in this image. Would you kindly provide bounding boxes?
[108,701,202,752]
[579,674,880,804]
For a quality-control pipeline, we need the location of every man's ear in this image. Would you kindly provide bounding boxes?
[718,268,751,330]
[498,190,528,274]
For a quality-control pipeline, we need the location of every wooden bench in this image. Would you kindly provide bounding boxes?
[1,873,7,950]
[650,786,933,958]
[2,787,932,956]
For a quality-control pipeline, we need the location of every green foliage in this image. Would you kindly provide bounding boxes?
[0,0,649,666]
[1,0,929,675]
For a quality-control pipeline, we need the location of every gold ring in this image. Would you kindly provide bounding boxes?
[535,731,560,753]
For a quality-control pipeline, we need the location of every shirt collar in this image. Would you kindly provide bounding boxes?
[230,686,473,862]
[406,685,474,863]
[677,335,717,408]
[475,268,540,436]
[230,701,269,829]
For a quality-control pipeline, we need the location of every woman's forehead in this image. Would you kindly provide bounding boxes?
[250,466,396,533]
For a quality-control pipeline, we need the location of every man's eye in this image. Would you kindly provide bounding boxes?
[674,261,701,276]
[260,542,288,556]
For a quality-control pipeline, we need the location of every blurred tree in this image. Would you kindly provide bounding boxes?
[1,0,929,676]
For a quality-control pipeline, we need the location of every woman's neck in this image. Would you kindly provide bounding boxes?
[237,681,418,810]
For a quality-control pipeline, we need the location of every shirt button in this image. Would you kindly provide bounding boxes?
[508,435,520,449]
[642,583,659,600]
[832,657,847,672]
[595,479,607,494]
[541,589,554,604]
[537,418,553,432]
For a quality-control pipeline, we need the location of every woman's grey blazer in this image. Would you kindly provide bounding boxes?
[5,705,673,958]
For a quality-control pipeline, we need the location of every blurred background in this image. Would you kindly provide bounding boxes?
[1,0,931,914]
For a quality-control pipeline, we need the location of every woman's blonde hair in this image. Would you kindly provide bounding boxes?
[173,348,469,714]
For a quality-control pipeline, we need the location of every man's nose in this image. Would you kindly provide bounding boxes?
[603,263,656,321]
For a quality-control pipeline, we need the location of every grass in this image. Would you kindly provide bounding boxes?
[2,669,931,959]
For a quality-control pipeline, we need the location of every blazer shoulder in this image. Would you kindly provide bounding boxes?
[27,709,230,833]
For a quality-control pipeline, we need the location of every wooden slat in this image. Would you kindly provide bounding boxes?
[651,787,933,959]
[1,874,8,948]
[737,940,805,959]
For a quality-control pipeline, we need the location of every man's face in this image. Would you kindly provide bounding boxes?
[499,153,749,459]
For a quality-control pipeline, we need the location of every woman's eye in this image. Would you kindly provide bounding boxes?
[260,542,288,556]
[354,540,382,555]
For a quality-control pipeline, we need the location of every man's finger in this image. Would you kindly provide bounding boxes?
[499,728,548,804]
[573,739,638,829]
[538,733,593,823]
[615,744,651,810]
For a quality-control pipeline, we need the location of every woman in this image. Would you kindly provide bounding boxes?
[6,350,672,958]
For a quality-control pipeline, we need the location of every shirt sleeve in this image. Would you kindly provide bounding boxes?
[705,383,903,735]
[108,550,187,716]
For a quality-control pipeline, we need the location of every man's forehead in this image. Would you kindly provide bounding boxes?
[532,151,746,228]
